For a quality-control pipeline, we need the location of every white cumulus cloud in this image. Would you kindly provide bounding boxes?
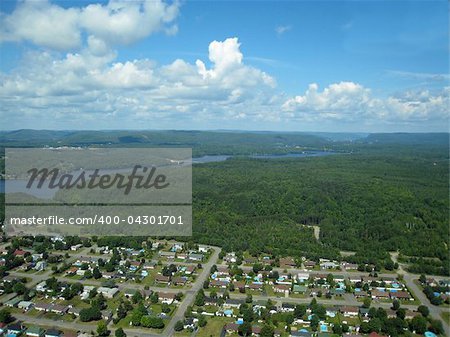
[0,37,278,128]
[282,82,449,123]
[0,0,180,51]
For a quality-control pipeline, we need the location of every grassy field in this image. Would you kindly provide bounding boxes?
[196,316,231,337]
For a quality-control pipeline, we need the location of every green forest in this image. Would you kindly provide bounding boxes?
[191,144,449,274]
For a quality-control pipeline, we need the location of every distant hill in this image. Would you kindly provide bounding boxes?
[1,130,448,154]
[0,129,332,155]
[362,133,449,146]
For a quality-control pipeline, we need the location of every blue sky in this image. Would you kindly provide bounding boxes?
[0,0,448,132]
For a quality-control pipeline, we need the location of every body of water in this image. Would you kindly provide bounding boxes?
[193,150,337,162]
[0,151,339,196]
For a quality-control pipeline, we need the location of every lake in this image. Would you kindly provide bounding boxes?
[0,151,338,195]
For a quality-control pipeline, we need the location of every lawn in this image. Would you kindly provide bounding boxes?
[114,313,133,329]
[105,294,127,311]
[174,331,192,337]
[141,266,162,286]
[197,305,219,314]
[196,316,232,337]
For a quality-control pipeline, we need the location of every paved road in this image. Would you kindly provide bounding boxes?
[391,252,450,336]
[164,246,221,336]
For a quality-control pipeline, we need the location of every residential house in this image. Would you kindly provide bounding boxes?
[341,262,358,270]
[34,302,52,312]
[184,265,196,275]
[65,267,78,276]
[159,251,176,259]
[155,274,171,284]
[280,257,296,268]
[7,323,24,336]
[158,292,177,304]
[225,323,239,334]
[216,266,230,276]
[359,307,370,321]
[35,261,47,271]
[304,261,316,269]
[326,307,339,317]
[198,245,209,253]
[389,290,412,301]
[211,279,228,288]
[44,329,62,337]
[233,281,246,291]
[354,290,368,298]
[204,296,219,306]
[172,277,188,286]
[385,309,397,318]
[348,275,362,283]
[224,252,237,263]
[143,262,157,270]
[281,302,295,312]
[244,257,258,265]
[339,306,359,317]
[273,284,290,294]
[97,287,119,299]
[70,244,83,251]
[334,275,345,282]
[225,298,245,308]
[293,284,307,294]
[188,252,204,261]
[51,304,69,314]
[171,243,183,252]
[68,307,81,317]
[330,288,345,296]
[247,283,263,291]
[320,261,338,269]
[177,253,188,260]
[381,277,396,285]
[18,301,34,311]
[14,249,27,257]
[371,289,390,300]
[297,273,310,282]
[26,326,45,337]
[5,297,21,308]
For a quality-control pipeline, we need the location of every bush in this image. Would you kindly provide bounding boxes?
[174,320,184,331]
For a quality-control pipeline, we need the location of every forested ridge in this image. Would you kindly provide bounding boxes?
[192,145,449,274]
